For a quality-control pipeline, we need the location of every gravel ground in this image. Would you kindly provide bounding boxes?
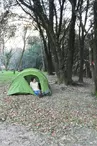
[0,75,97,146]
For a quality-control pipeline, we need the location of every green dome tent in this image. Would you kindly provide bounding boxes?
[7,68,52,96]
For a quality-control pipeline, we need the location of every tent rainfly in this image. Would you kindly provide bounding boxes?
[7,68,52,96]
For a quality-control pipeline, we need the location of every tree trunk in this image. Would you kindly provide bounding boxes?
[17,27,27,71]
[36,17,54,75]
[79,29,84,82]
[48,35,65,83]
[89,45,94,81]
[17,49,25,71]
[93,0,97,92]
[41,33,54,75]
[45,49,55,75]
[66,7,76,85]
[78,0,89,82]
[46,0,55,74]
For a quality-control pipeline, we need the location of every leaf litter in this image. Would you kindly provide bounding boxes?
[0,76,97,144]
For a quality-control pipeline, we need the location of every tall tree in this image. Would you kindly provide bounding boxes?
[17,26,28,71]
[66,0,77,84]
[93,0,97,93]
[16,0,69,83]
[35,15,54,74]
[78,0,90,82]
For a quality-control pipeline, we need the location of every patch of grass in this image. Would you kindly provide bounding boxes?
[0,71,19,85]
[91,91,97,98]
[91,92,96,97]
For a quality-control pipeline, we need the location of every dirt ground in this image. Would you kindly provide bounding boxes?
[0,76,97,146]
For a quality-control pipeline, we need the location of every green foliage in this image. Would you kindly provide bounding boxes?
[22,40,43,69]
[1,49,13,70]
[8,49,22,70]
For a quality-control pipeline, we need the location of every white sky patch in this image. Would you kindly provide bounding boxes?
[5,25,39,51]
[4,6,39,51]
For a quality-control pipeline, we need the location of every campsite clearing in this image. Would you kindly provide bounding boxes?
[0,71,97,145]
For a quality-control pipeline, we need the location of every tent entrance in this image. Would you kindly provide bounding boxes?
[24,75,41,90]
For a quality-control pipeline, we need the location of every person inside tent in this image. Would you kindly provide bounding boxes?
[30,77,43,97]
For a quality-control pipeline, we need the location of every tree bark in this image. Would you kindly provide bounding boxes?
[79,29,84,82]
[37,21,54,74]
[93,0,97,92]
[17,27,27,71]
[66,1,76,85]
[78,0,89,82]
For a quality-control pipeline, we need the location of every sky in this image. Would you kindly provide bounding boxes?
[0,0,39,51]
[4,6,39,51]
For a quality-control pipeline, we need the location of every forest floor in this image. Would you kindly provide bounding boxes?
[0,75,97,146]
